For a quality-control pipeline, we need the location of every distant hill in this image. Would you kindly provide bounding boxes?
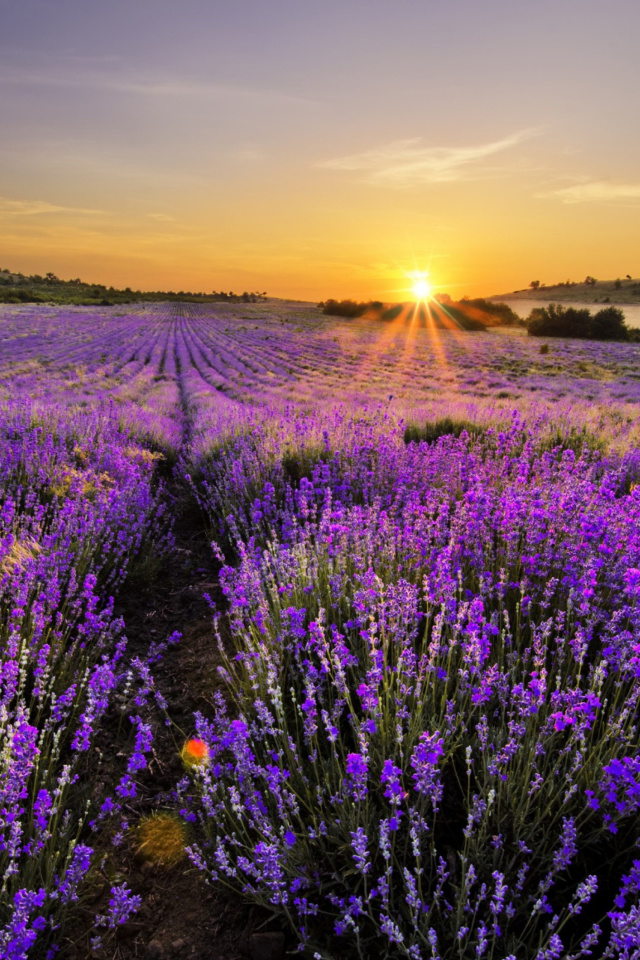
[0,267,267,306]
[491,277,640,305]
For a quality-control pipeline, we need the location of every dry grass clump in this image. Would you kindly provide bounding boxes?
[0,538,41,575]
[123,445,166,466]
[136,813,187,866]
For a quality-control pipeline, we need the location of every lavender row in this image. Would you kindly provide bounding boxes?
[0,405,170,957]
[183,412,640,958]
[3,304,640,460]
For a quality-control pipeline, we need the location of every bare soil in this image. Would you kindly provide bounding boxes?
[58,489,289,960]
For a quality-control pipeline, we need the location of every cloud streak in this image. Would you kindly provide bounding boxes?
[539,181,640,204]
[0,66,316,106]
[0,196,103,217]
[318,130,537,187]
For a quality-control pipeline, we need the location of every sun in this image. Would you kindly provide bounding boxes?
[411,275,432,301]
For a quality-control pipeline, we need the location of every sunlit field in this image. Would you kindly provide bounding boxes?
[3,300,640,450]
[2,300,640,959]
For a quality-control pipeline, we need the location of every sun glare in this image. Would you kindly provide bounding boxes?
[411,276,432,301]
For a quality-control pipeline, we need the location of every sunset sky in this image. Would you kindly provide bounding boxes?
[1,0,639,301]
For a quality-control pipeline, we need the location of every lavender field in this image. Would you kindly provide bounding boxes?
[2,300,640,960]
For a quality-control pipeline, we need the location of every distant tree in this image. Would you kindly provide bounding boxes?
[626,274,632,280]
[590,306,629,341]
[527,303,592,338]
[322,299,367,318]
[452,298,520,326]
[585,276,597,286]
[530,280,541,289]
[615,279,622,289]
[527,302,629,341]
[44,272,58,283]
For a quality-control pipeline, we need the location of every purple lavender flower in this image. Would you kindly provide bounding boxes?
[95,883,142,929]
[350,827,371,875]
[380,759,404,806]
[345,752,369,800]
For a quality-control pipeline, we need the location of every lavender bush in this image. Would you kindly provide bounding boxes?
[184,418,640,958]
[0,405,169,955]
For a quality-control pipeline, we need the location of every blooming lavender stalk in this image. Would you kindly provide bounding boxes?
[0,408,169,956]
[182,411,640,959]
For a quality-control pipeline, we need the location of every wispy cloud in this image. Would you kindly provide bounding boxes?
[0,196,103,216]
[318,130,537,187]
[538,181,640,204]
[0,65,316,106]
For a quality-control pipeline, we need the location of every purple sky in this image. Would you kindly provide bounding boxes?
[1,0,639,298]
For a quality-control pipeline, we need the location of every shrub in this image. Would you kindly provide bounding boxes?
[403,417,484,445]
[527,303,630,341]
[183,425,640,959]
[322,300,369,318]
[527,304,592,338]
[536,424,606,457]
[590,306,628,341]
[458,298,521,326]
[445,308,487,332]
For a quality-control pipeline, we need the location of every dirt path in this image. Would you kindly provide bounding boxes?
[61,483,284,960]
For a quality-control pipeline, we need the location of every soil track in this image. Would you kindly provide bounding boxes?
[60,483,285,960]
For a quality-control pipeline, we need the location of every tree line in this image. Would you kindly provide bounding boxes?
[526,303,637,341]
[0,268,267,306]
[318,296,521,330]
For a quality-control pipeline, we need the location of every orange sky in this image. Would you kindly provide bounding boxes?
[1,1,639,301]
